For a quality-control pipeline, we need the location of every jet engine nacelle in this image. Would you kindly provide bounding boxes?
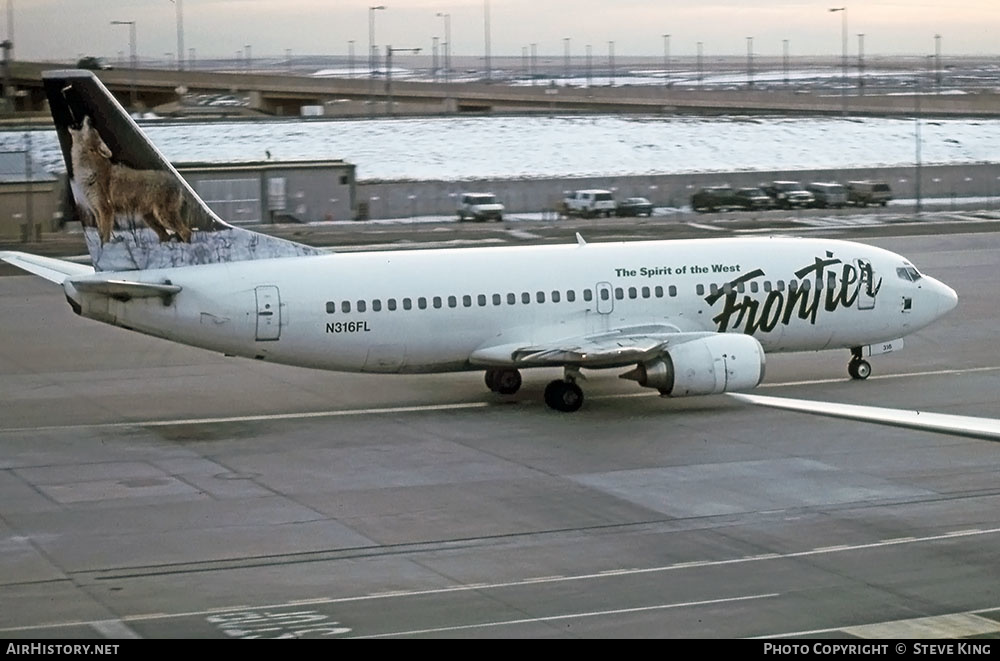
[621,334,766,396]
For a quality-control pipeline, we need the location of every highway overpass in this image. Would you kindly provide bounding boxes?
[4,60,1000,119]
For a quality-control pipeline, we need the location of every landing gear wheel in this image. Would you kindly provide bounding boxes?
[544,380,584,412]
[486,368,522,395]
[848,359,871,380]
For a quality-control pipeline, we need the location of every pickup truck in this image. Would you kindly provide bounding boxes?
[762,181,815,209]
[691,186,771,212]
[562,189,617,218]
[846,181,892,207]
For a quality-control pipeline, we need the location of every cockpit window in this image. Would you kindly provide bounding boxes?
[896,266,922,282]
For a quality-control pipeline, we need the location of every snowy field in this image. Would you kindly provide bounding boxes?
[4,114,998,183]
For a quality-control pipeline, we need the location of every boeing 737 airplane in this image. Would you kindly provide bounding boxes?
[1,71,960,415]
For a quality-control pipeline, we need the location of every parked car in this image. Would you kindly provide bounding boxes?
[807,182,848,208]
[733,187,773,210]
[457,192,504,221]
[615,197,654,217]
[846,180,893,207]
[691,185,738,212]
[562,189,617,217]
[762,181,815,209]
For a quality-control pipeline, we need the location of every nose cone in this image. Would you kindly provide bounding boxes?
[929,277,958,316]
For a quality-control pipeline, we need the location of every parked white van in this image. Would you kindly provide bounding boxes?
[562,189,616,217]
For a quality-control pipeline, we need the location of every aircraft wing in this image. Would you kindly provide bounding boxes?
[0,251,94,283]
[470,324,714,369]
[731,393,1000,442]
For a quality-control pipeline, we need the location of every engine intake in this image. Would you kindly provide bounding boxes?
[620,334,765,396]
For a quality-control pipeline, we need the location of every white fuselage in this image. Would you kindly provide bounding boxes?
[64,237,957,375]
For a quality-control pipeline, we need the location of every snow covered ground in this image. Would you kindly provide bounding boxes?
[3,114,998,183]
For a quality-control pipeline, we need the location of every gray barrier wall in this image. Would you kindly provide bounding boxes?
[355,163,1000,220]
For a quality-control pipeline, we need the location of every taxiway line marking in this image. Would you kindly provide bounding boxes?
[353,592,780,638]
[3,365,999,433]
[0,527,996,634]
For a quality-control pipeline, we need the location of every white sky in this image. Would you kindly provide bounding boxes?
[10,0,1000,63]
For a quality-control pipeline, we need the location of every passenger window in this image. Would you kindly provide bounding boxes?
[696,284,705,295]
[342,301,351,313]
[763,282,772,293]
[614,287,624,300]
[750,282,759,293]
[492,293,501,306]
[387,298,397,311]
[521,292,530,304]
[788,280,798,293]
[655,286,663,298]
[418,297,427,310]
[433,296,442,309]
[599,288,609,301]
[584,289,593,302]
[668,285,676,297]
[478,294,487,306]
[448,296,457,308]
[357,300,367,312]
[566,290,576,302]
[776,280,785,291]
[463,295,472,307]
[536,291,545,303]
[628,287,637,299]
[326,301,336,314]
[403,298,412,310]
[737,282,745,293]
[507,293,516,305]
[801,279,811,290]
[372,299,382,312]
[551,290,561,303]
[709,284,718,295]
[641,286,650,298]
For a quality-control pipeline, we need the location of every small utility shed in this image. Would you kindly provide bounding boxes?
[176,159,356,225]
[0,151,62,240]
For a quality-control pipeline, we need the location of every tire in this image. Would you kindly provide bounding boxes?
[544,380,584,412]
[848,359,871,380]
[495,369,522,395]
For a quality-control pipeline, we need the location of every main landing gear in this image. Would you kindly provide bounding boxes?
[484,367,585,412]
[848,348,872,380]
[484,368,522,395]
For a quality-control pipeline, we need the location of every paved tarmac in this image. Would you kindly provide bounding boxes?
[1,223,999,639]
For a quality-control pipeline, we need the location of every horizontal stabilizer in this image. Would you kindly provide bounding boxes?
[69,278,182,302]
[0,251,95,283]
[731,393,1000,442]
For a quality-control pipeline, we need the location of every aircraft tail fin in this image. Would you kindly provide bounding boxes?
[44,70,321,273]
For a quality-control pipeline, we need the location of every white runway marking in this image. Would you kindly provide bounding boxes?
[353,592,780,638]
[1,527,996,635]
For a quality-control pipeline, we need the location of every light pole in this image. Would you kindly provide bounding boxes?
[348,40,355,78]
[385,46,420,115]
[110,20,136,108]
[934,34,942,93]
[782,39,789,87]
[608,40,615,87]
[436,12,451,83]
[662,34,670,88]
[829,7,847,114]
[697,41,703,86]
[586,44,592,88]
[857,33,865,96]
[483,0,491,82]
[563,37,570,83]
[746,36,753,89]
[368,5,386,116]
[171,0,184,70]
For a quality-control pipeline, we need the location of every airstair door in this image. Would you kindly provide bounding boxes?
[255,286,281,341]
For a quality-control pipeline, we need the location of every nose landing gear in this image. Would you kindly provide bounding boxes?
[848,348,872,380]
